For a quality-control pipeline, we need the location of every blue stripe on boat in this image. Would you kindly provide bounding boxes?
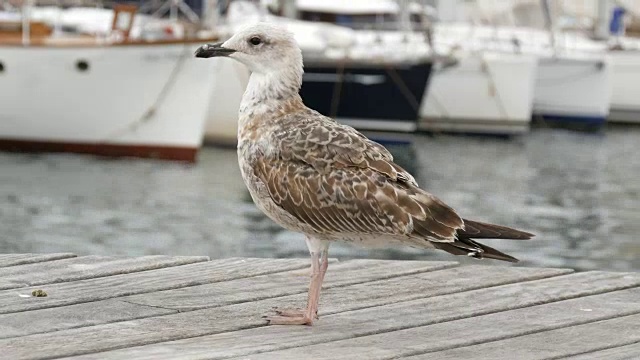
[538,114,607,125]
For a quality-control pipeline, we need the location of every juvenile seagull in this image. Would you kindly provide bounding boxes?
[195,23,534,326]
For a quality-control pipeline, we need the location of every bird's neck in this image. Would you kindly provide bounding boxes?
[239,69,302,116]
[237,69,306,143]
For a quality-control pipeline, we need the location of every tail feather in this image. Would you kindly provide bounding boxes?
[433,237,520,263]
[459,219,534,240]
[431,219,534,263]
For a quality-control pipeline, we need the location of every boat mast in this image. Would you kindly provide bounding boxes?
[398,0,412,33]
[594,0,611,40]
[540,0,556,55]
[280,0,297,19]
[21,0,33,45]
[201,0,218,29]
[436,0,458,22]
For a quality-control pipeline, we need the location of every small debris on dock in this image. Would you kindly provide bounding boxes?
[31,289,48,297]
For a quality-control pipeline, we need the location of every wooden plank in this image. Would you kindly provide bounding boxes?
[0,257,311,315]
[317,264,571,314]
[563,342,640,360]
[413,313,640,360]
[0,299,176,339]
[1,265,573,359]
[64,271,638,360]
[0,255,209,290]
[0,260,455,339]
[121,259,458,311]
[0,253,77,268]
[222,287,640,360]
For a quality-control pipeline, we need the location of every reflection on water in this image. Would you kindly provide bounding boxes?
[0,127,638,271]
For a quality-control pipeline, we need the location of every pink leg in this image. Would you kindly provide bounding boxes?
[266,239,329,326]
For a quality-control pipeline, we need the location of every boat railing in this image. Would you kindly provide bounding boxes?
[1,0,219,47]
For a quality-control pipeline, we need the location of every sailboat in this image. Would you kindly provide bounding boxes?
[0,4,220,162]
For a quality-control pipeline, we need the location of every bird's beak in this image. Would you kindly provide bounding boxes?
[194,43,236,58]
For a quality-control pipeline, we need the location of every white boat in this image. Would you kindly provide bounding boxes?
[582,33,640,123]
[0,6,220,162]
[540,2,640,124]
[533,54,611,128]
[607,47,640,123]
[8,5,249,148]
[510,28,612,129]
[432,23,612,130]
[419,50,537,135]
[204,59,249,145]
[419,23,538,134]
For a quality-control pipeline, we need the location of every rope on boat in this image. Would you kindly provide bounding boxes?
[98,43,191,143]
[327,60,423,118]
[480,55,509,120]
[384,64,421,112]
[423,52,509,120]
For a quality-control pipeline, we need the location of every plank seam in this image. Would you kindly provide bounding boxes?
[160,262,462,312]
[53,261,458,314]
[0,254,78,268]
[115,262,460,314]
[42,324,265,360]
[1,256,211,290]
[396,311,640,360]
[548,339,640,360]
[0,300,180,341]
[377,289,640,359]
[0,264,465,358]
[60,269,575,359]
[118,299,183,313]
[222,280,638,359]
[0,261,313,315]
[322,269,573,317]
[7,262,461,342]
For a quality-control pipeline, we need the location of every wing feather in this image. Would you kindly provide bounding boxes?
[253,113,463,239]
[249,109,533,262]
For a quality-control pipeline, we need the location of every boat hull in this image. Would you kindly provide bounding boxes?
[299,61,432,132]
[202,60,433,146]
[0,43,218,162]
[419,52,537,135]
[0,139,196,161]
[533,56,612,129]
[203,59,250,146]
[608,50,640,123]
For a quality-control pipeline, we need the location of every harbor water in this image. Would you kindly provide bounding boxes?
[1,127,638,272]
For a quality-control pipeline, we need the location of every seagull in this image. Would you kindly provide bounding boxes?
[195,23,534,326]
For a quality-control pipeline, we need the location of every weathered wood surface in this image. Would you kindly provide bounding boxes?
[0,253,76,268]
[0,255,209,290]
[564,341,640,360]
[0,254,637,360]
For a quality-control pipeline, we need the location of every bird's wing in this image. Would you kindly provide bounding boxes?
[254,113,464,240]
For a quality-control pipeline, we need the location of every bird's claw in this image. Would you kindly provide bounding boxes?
[274,308,306,317]
[264,307,318,325]
[265,314,314,325]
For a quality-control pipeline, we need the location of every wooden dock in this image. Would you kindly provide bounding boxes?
[1,253,639,359]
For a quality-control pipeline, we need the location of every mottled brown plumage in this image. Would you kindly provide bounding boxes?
[243,97,532,261]
[196,23,534,326]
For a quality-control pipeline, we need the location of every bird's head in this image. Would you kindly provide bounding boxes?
[195,23,302,76]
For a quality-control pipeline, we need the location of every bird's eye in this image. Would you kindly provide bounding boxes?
[249,36,262,46]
